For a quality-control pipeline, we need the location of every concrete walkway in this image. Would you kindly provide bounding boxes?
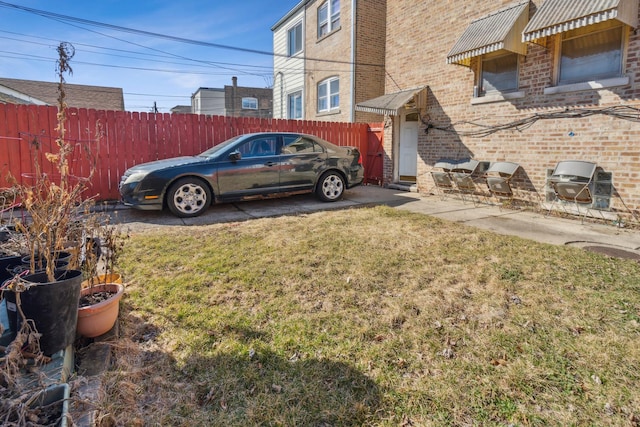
[105,185,640,257]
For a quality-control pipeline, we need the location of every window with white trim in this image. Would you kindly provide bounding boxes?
[241,97,258,110]
[558,21,624,86]
[318,0,340,38]
[479,52,519,96]
[317,77,339,112]
[288,21,303,56]
[288,91,302,119]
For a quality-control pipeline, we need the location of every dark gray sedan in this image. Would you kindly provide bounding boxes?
[119,132,364,217]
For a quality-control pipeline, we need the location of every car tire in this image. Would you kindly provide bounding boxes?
[166,177,212,218]
[316,171,345,202]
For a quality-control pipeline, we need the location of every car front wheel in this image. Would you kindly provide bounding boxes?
[316,171,345,202]
[166,178,212,218]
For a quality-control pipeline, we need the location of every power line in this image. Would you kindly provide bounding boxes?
[125,93,189,99]
[0,4,267,79]
[0,50,267,76]
[0,1,385,68]
[0,48,384,79]
[0,1,387,102]
[0,32,274,72]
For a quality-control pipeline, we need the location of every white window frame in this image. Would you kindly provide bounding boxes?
[288,21,303,57]
[317,77,339,112]
[288,91,303,119]
[241,97,258,110]
[318,0,340,38]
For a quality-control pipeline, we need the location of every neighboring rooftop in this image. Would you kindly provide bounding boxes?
[0,77,125,111]
[0,91,30,105]
[170,105,192,114]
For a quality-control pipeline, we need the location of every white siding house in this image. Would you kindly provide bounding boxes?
[272,2,306,120]
[191,87,225,116]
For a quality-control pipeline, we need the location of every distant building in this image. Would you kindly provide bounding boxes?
[191,87,225,116]
[0,77,125,111]
[271,0,386,123]
[170,105,193,114]
[191,77,272,118]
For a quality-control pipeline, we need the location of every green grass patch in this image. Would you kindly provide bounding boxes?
[104,206,640,425]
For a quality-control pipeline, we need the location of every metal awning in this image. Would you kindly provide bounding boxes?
[355,87,427,116]
[447,2,530,67]
[523,0,639,42]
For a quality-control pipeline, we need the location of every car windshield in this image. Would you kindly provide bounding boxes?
[198,135,244,158]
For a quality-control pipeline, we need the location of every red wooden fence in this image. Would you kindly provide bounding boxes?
[0,104,383,202]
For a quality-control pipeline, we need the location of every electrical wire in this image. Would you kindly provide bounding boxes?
[426,106,640,138]
[0,50,267,76]
[0,32,275,72]
[0,2,386,111]
[0,1,385,68]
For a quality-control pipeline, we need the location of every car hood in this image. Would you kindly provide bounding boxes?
[125,156,203,174]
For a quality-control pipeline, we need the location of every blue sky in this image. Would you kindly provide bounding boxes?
[0,0,300,112]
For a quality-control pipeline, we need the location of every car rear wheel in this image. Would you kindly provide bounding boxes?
[316,171,345,202]
[167,178,211,218]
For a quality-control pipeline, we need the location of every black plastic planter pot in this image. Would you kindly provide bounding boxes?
[9,259,70,276]
[0,255,22,285]
[20,251,73,271]
[4,269,82,356]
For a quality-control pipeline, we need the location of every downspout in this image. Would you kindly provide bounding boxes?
[350,0,356,122]
[277,71,284,118]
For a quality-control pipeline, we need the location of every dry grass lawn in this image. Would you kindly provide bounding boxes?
[99,206,640,426]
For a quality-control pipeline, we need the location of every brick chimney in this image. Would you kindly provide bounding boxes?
[232,76,238,116]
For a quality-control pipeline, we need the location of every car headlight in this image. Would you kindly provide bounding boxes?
[123,171,149,185]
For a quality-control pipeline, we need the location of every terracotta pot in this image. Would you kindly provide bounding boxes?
[81,273,123,289]
[77,283,124,338]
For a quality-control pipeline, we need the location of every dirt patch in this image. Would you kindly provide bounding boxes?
[582,246,640,261]
[566,241,640,262]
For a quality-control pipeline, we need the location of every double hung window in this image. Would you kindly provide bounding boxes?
[288,22,303,56]
[318,77,339,112]
[318,0,340,38]
[288,91,302,119]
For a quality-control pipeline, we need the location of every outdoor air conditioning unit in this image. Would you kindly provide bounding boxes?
[545,165,613,211]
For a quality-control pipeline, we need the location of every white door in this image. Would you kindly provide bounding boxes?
[398,113,418,181]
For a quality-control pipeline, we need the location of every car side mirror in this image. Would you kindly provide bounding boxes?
[229,151,242,161]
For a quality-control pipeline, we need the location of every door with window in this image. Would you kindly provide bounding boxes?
[398,112,418,182]
[216,135,281,199]
[279,135,326,191]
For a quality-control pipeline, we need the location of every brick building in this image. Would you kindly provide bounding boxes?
[356,0,640,216]
[0,77,125,110]
[272,0,386,123]
[191,77,272,118]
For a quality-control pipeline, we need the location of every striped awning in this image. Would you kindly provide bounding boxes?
[523,0,639,42]
[447,2,530,67]
[355,87,427,116]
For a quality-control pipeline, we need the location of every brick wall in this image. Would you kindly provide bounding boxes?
[224,78,273,118]
[385,0,640,215]
[305,0,354,122]
[354,0,386,124]
[304,0,386,123]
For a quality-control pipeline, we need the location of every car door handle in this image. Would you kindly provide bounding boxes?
[264,161,277,167]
